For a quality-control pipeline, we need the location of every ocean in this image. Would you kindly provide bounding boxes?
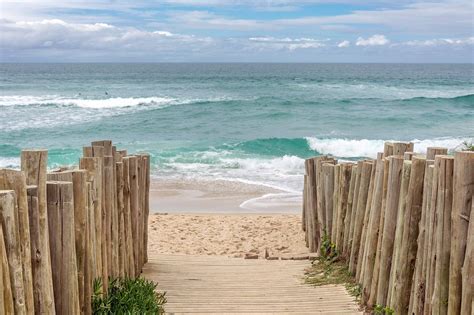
[1,63,473,205]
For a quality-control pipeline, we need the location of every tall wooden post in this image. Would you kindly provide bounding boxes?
[122,157,134,277]
[448,151,474,314]
[343,166,357,257]
[129,156,140,276]
[0,209,14,315]
[47,181,80,314]
[0,169,34,314]
[116,162,125,277]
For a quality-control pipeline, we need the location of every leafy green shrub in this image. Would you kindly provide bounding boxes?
[374,304,394,315]
[462,141,474,151]
[92,277,166,314]
[319,233,338,261]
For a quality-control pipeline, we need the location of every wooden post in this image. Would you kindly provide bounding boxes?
[387,160,412,307]
[361,157,385,304]
[302,175,307,234]
[0,169,34,314]
[392,142,414,156]
[347,162,363,258]
[343,165,357,257]
[425,159,442,314]
[116,162,125,277]
[143,154,150,265]
[349,161,372,275]
[426,147,448,160]
[20,149,55,314]
[460,201,473,315]
[0,209,14,315]
[331,164,341,243]
[84,181,94,315]
[376,156,404,306]
[404,152,415,160]
[335,163,352,250]
[322,163,335,238]
[448,151,474,314]
[408,160,434,315]
[383,142,394,157]
[368,158,390,307]
[79,157,103,285]
[129,156,140,275]
[47,170,88,313]
[122,157,134,277]
[392,156,426,314]
[316,158,335,239]
[0,190,26,314]
[47,181,80,314]
[431,156,454,315]
[103,155,117,277]
[357,159,376,282]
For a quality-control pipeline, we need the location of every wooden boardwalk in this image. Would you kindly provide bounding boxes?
[143,254,361,314]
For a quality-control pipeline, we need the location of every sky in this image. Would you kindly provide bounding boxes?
[0,0,473,62]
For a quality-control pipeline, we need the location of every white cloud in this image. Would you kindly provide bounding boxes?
[400,37,474,46]
[337,40,350,47]
[356,34,389,46]
[247,36,326,50]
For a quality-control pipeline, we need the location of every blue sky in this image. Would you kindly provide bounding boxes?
[1,0,473,62]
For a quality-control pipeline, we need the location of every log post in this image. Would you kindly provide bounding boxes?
[408,160,434,315]
[0,209,14,315]
[387,160,412,307]
[302,175,307,234]
[426,147,448,160]
[47,181,80,314]
[116,162,125,277]
[20,149,55,314]
[347,161,363,258]
[376,156,404,306]
[0,169,34,314]
[0,190,26,314]
[361,157,385,304]
[460,202,473,314]
[404,152,415,160]
[343,166,357,257]
[392,156,426,314]
[431,156,454,315]
[103,155,117,277]
[392,142,414,156]
[331,164,341,243]
[349,161,372,275]
[448,151,474,314]
[322,163,335,238]
[129,156,140,275]
[84,181,94,315]
[122,157,134,277]
[335,163,352,250]
[79,157,103,285]
[383,142,394,157]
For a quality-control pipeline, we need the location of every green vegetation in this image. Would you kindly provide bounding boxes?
[374,304,395,314]
[92,277,166,314]
[304,234,361,301]
[462,141,474,151]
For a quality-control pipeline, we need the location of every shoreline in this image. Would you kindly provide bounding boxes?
[150,177,302,214]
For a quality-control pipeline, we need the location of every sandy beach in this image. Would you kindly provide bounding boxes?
[148,178,309,258]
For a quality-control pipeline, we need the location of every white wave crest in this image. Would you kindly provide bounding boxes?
[0,157,20,168]
[306,137,472,158]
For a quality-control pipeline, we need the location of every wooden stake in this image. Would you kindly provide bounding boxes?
[0,209,14,315]
[20,149,55,314]
[335,163,352,250]
[375,156,404,306]
[0,169,34,314]
[343,165,357,257]
[129,156,140,276]
[426,147,448,160]
[116,162,125,277]
[0,189,26,314]
[431,156,454,315]
[331,164,341,243]
[122,157,134,277]
[460,201,473,315]
[322,163,335,238]
[448,151,474,314]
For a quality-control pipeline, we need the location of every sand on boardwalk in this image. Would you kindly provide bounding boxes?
[147,178,309,258]
[148,213,308,258]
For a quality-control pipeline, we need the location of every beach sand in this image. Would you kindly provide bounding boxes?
[148,179,309,258]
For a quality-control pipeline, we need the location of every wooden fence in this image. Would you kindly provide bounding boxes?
[0,140,150,314]
[302,142,473,314]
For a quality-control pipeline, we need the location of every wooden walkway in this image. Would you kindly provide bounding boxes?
[143,254,361,314]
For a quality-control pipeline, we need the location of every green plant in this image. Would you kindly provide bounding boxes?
[92,277,166,314]
[319,233,338,262]
[374,304,394,315]
[462,141,474,151]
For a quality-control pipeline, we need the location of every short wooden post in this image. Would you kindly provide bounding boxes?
[122,157,135,277]
[403,152,415,160]
[129,156,140,275]
[383,142,394,157]
[322,163,335,238]
[431,156,454,315]
[392,142,414,156]
[349,161,372,275]
[0,210,14,315]
[116,162,125,277]
[387,160,412,307]
[392,156,426,314]
[0,190,26,314]
[376,156,404,306]
[47,181,80,314]
[460,202,473,315]
[21,149,55,314]
[0,169,34,314]
[335,163,352,250]
[331,164,341,243]
[408,160,434,314]
[368,158,390,307]
[448,151,474,314]
[343,166,357,256]
[426,147,448,160]
[361,157,385,303]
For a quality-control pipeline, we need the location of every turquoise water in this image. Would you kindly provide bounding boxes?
[0,63,473,196]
